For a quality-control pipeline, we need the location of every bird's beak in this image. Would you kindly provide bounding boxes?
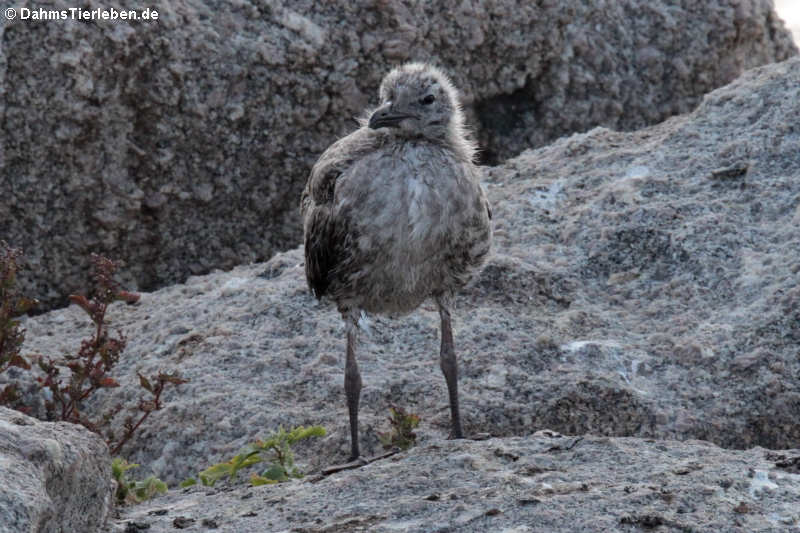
[368,103,414,129]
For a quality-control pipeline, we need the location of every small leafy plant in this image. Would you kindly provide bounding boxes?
[0,241,36,408]
[183,425,326,487]
[378,405,420,451]
[0,247,187,458]
[35,254,188,456]
[1,246,187,506]
[112,457,167,505]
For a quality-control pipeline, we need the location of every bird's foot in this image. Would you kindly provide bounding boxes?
[321,450,399,477]
[447,431,491,441]
[322,456,367,476]
[447,423,464,440]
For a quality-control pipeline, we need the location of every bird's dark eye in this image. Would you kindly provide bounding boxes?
[419,94,435,105]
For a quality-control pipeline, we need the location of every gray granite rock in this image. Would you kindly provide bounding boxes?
[11,55,800,500]
[1,0,796,310]
[0,406,114,533]
[104,434,800,533]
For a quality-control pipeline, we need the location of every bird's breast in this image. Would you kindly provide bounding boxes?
[336,144,471,246]
[330,142,490,314]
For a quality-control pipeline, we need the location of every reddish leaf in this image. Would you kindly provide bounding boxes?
[68,294,96,315]
[14,297,38,314]
[138,373,152,392]
[100,377,120,388]
[8,354,30,370]
[0,384,19,402]
[157,372,188,386]
[116,291,140,304]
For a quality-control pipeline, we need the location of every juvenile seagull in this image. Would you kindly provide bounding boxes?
[301,63,492,463]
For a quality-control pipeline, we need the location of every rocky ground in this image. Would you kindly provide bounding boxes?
[109,433,800,533]
[3,54,799,532]
[1,0,796,310]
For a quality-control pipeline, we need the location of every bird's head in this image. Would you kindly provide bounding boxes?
[367,63,474,157]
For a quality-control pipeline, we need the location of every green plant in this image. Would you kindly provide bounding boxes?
[0,241,36,408]
[112,457,167,505]
[185,426,326,487]
[378,405,420,451]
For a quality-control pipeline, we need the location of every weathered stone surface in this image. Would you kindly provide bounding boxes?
[11,55,800,499]
[1,0,796,310]
[104,434,800,533]
[0,406,114,533]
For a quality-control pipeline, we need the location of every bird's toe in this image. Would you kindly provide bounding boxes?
[322,456,368,476]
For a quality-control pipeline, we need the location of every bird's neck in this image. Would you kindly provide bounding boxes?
[371,128,475,164]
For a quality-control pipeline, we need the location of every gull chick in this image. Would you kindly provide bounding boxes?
[301,63,492,462]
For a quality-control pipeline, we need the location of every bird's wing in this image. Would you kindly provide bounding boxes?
[303,199,337,298]
[301,128,380,215]
[301,128,380,299]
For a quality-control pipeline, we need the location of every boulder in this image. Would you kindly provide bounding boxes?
[0,407,114,533]
[1,0,796,310]
[13,56,800,491]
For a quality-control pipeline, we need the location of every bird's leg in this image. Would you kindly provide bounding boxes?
[344,315,363,461]
[437,298,464,439]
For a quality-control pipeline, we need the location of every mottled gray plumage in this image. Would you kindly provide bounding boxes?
[301,63,491,463]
